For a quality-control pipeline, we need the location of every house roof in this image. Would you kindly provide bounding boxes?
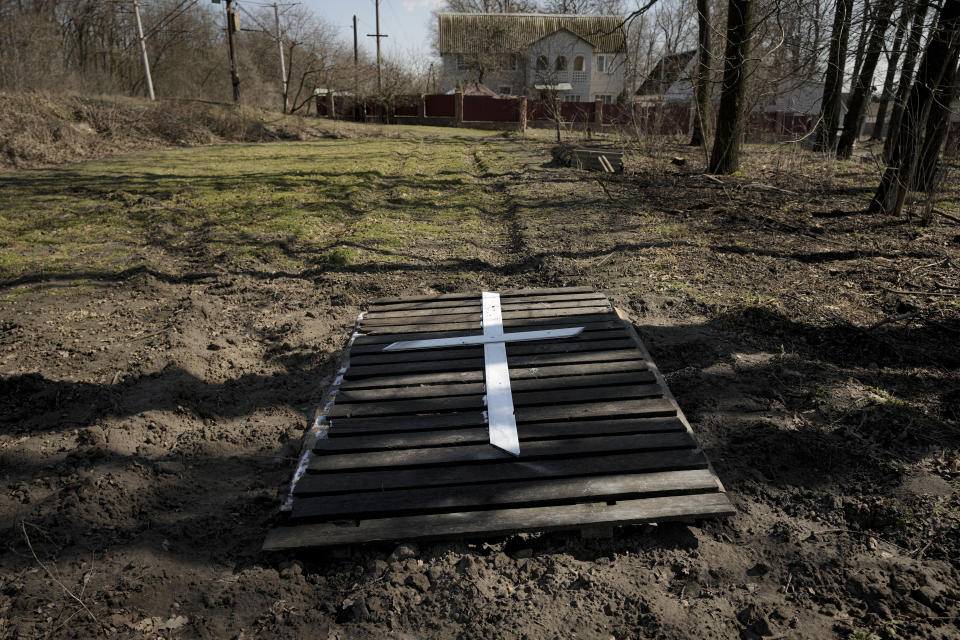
[635,49,697,96]
[438,13,627,55]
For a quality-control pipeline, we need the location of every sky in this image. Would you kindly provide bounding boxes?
[300,0,445,61]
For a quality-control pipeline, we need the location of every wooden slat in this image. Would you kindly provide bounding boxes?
[310,431,694,472]
[316,416,685,452]
[359,311,603,330]
[357,307,612,335]
[295,447,707,495]
[368,286,595,305]
[359,321,622,338]
[338,359,650,390]
[347,333,630,366]
[335,370,657,402]
[328,382,663,418]
[356,307,617,344]
[367,292,606,313]
[355,333,627,357]
[344,345,642,379]
[351,313,620,346]
[292,469,720,521]
[348,334,632,367]
[265,492,733,549]
[361,298,608,324]
[329,397,677,435]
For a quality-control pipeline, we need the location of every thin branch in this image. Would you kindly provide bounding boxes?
[21,522,101,631]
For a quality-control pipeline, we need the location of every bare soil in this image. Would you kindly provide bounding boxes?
[1,133,959,640]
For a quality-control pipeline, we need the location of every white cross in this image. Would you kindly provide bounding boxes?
[382,291,584,456]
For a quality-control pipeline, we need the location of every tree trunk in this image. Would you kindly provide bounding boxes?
[870,10,908,140]
[689,0,712,147]
[851,0,873,81]
[883,0,929,161]
[813,0,854,152]
[914,58,960,192]
[836,0,897,158]
[871,0,960,215]
[708,0,753,174]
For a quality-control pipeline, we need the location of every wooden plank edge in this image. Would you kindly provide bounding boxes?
[277,311,364,512]
[262,492,734,550]
[613,306,730,495]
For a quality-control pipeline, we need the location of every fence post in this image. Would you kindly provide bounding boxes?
[327,92,336,119]
[419,93,426,124]
[594,96,603,127]
[455,90,463,127]
[519,97,527,133]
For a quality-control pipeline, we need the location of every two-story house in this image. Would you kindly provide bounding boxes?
[437,13,627,103]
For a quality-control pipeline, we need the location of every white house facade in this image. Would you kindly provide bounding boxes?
[437,13,627,103]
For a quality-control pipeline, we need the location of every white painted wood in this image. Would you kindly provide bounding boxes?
[481,291,504,339]
[381,327,583,351]
[484,341,520,456]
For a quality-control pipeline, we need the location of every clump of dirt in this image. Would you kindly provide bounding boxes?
[0,134,959,639]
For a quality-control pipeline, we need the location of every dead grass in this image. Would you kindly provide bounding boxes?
[0,92,370,170]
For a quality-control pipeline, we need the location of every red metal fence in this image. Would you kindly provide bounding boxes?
[425,94,455,118]
[315,93,818,140]
[463,96,520,122]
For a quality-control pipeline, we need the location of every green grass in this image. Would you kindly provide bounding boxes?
[0,130,505,285]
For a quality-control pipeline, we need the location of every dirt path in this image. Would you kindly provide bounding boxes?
[1,132,958,639]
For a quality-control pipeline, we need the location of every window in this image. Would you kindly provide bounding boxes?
[594,94,613,104]
[573,56,585,71]
[457,54,473,70]
[555,56,567,71]
[500,54,516,71]
[562,94,581,102]
[498,86,512,95]
[536,55,548,70]
[596,54,613,74]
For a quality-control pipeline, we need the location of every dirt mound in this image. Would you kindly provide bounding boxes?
[0,92,327,169]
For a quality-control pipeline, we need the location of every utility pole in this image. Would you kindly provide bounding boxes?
[273,3,287,112]
[225,0,240,102]
[366,0,388,93]
[353,15,359,96]
[132,0,155,100]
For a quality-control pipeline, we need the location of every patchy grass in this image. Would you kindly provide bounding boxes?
[0,132,503,285]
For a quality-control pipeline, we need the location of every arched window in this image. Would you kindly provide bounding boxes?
[573,56,585,71]
[536,55,548,70]
[555,56,567,71]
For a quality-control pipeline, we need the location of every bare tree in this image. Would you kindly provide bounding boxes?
[709,0,753,174]
[913,56,960,193]
[870,8,908,140]
[813,0,854,152]
[871,0,960,215]
[689,0,711,146]
[883,0,929,161]
[835,0,896,158]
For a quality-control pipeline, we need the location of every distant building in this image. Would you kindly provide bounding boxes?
[637,49,826,116]
[634,49,698,103]
[437,13,627,103]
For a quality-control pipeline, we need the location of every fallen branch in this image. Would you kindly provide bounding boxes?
[933,208,960,224]
[743,182,798,195]
[866,311,919,331]
[595,178,618,202]
[21,522,101,630]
